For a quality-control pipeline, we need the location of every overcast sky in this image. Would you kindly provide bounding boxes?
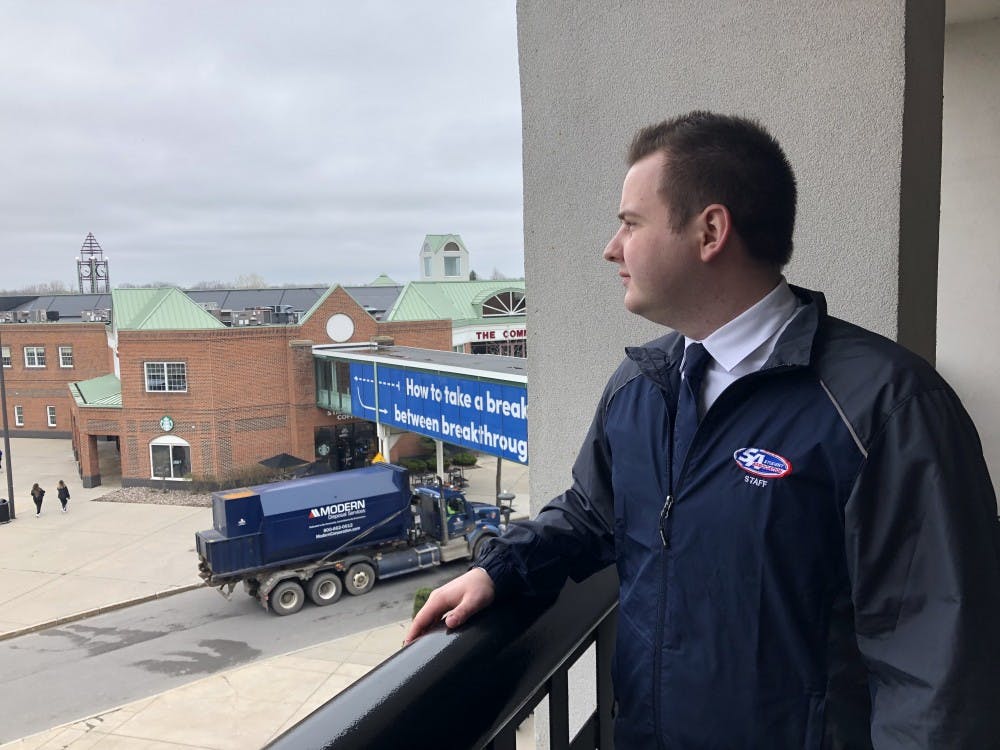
[0,1,523,290]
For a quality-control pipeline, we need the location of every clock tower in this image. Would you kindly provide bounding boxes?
[76,233,111,293]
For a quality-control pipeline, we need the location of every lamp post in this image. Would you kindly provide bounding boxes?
[0,326,15,519]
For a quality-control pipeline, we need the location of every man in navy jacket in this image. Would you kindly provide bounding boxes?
[406,112,1000,748]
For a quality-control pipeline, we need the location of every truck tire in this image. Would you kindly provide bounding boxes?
[270,579,305,615]
[473,534,495,562]
[307,572,343,606]
[344,562,375,596]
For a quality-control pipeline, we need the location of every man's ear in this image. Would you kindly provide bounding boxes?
[698,204,732,263]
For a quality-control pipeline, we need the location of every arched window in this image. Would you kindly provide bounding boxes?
[482,290,525,317]
[150,435,192,480]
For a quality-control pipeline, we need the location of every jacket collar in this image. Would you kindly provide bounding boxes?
[624,284,826,385]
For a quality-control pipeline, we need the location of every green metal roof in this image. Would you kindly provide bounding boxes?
[69,374,122,408]
[112,288,225,331]
[370,274,399,286]
[386,280,526,327]
[420,234,467,254]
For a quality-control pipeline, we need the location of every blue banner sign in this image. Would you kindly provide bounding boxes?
[349,363,528,464]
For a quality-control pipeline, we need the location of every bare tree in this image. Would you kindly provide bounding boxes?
[1,280,71,294]
[117,281,172,289]
[189,280,229,290]
[490,268,507,281]
[234,273,268,288]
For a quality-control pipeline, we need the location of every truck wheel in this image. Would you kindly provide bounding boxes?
[344,562,375,596]
[473,534,495,562]
[270,580,305,615]
[307,572,343,606]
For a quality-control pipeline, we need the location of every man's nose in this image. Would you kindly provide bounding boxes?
[603,228,622,261]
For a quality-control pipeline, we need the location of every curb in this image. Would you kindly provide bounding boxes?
[0,582,206,643]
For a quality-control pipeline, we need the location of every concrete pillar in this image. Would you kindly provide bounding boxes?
[939,18,1000,499]
[80,434,101,488]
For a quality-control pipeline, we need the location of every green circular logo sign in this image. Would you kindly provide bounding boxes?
[159,415,175,432]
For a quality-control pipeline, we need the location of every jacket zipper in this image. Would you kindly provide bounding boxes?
[653,396,678,750]
[652,366,796,748]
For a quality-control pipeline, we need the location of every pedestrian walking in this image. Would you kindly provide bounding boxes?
[56,480,70,513]
[30,483,45,517]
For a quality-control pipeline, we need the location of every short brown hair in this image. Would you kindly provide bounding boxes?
[628,111,797,267]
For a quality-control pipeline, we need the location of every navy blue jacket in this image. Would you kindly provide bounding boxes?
[479,287,1000,749]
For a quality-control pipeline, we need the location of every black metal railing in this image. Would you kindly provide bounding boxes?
[266,565,619,750]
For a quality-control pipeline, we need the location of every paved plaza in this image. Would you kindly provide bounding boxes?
[0,437,532,749]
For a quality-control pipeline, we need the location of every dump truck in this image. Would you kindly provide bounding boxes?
[195,462,503,615]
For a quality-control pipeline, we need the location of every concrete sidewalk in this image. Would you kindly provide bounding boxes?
[0,438,207,639]
[0,437,532,748]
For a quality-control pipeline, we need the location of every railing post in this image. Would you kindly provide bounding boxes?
[596,612,616,748]
[549,668,570,749]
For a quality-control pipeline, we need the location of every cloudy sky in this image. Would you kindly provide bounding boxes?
[0,1,523,291]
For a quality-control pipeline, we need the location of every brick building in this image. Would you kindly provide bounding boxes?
[2,284,450,487]
[1,323,112,436]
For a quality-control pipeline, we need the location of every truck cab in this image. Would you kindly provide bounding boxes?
[411,483,503,561]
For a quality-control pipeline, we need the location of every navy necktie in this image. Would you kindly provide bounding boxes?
[673,342,711,487]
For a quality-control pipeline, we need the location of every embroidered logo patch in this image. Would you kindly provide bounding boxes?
[733,447,792,479]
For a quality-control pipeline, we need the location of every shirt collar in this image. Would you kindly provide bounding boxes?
[686,278,799,372]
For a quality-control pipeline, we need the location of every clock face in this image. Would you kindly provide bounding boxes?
[325,313,355,343]
[79,264,92,277]
[95,265,107,278]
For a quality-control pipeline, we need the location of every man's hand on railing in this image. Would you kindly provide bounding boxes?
[404,567,496,644]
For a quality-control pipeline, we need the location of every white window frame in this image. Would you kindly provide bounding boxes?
[1,345,10,368]
[150,435,192,481]
[46,405,56,427]
[482,290,527,317]
[14,405,24,426]
[24,346,46,368]
[443,256,462,277]
[59,345,74,368]
[145,361,187,393]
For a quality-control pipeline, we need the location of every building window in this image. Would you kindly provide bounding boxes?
[150,436,192,480]
[1,345,10,368]
[14,405,24,426]
[145,362,187,392]
[47,406,57,427]
[423,256,431,277]
[59,346,74,368]
[24,346,46,367]
[482,291,526,317]
[444,257,461,277]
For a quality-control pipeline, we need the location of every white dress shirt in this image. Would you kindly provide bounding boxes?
[681,279,803,417]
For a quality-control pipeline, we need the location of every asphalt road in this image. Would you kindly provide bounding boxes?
[0,564,460,744]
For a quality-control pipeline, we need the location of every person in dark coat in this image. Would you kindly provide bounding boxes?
[407,112,1000,748]
[30,483,45,517]
[56,480,70,513]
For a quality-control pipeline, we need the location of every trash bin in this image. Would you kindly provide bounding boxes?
[0,498,10,524]
[496,491,516,525]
